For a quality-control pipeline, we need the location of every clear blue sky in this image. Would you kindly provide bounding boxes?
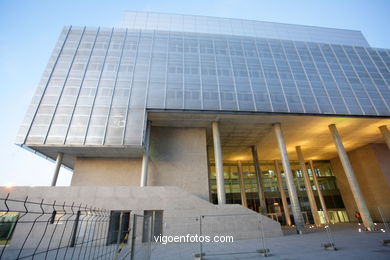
[0,0,389,186]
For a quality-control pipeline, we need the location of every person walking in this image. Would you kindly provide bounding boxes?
[355,211,362,224]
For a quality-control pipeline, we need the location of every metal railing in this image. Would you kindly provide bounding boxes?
[0,194,133,260]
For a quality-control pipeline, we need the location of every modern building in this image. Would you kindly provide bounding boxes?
[3,11,390,240]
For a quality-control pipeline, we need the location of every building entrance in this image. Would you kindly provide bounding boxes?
[209,159,348,225]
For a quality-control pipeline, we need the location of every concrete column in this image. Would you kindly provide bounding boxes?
[237,161,248,208]
[296,146,321,226]
[140,122,151,187]
[379,125,390,149]
[251,146,267,215]
[309,160,330,224]
[329,124,374,230]
[206,147,213,203]
[274,160,292,226]
[212,121,226,204]
[273,123,304,233]
[51,152,63,186]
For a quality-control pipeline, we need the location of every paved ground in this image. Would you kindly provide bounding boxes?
[148,223,390,260]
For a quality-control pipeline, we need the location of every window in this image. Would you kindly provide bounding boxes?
[0,212,19,244]
[107,211,131,244]
[143,210,163,242]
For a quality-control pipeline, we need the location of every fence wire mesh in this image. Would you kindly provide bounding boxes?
[0,194,148,260]
[197,213,269,258]
[3,192,389,260]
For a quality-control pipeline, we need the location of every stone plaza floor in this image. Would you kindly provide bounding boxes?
[148,223,390,260]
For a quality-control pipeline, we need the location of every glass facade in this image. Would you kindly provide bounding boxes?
[123,11,370,47]
[209,160,346,224]
[16,14,390,148]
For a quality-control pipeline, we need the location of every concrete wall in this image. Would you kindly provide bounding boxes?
[71,158,142,186]
[147,126,209,200]
[331,143,390,222]
[0,186,282,256]
[71,126,209,200]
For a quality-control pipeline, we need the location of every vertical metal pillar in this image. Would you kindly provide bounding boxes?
[274,160,292,226]
[251,146,267,215]
[140,121,151,187]
[51,152,63,187]
[273,123,304,233]
[309,160,330,224]
[379,125,390,149]
[296,146,321,226]
[237,161,248,208]
[70,210,81,247]
[212,121,226,204]
[329,124,374,230]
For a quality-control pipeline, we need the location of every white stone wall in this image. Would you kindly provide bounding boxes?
[331,143,390,222]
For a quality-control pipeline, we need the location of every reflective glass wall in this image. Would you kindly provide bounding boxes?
[209,160,347,225]
[123,11,370,47]
[17,26,390,147]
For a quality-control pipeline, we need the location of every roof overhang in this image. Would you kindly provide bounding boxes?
[148,110,390,161]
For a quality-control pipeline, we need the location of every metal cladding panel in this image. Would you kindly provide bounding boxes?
[17,26,390,147]
[123,11,370,47]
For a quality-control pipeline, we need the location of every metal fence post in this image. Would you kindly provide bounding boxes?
[257,216,270,257]
[322,225,336,251]
[70,210,81,247]
[193,215,204,259]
